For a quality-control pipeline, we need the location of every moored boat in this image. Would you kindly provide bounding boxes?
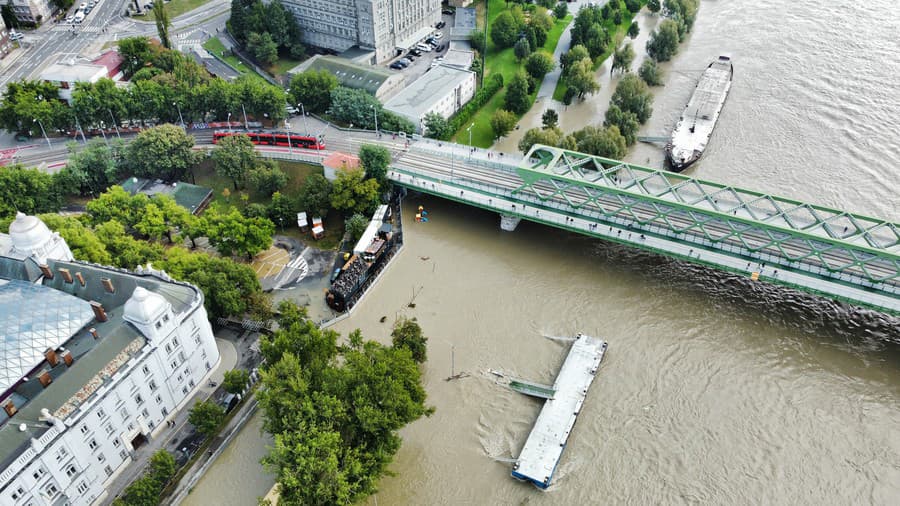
[665,56,734,172]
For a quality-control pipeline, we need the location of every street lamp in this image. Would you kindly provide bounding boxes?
[241,103,249,130]
[298,103,309,136]
[107,108,121,139]
[466,123,475,152]
[227,112,232,132]
[370,105,378,136]
[173,101,185,129]
[33,118,51,149]
[73,114,87,143]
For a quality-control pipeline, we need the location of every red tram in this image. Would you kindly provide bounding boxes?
[212,130,325,150]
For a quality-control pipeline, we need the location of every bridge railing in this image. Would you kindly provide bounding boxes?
[389,168,898,297]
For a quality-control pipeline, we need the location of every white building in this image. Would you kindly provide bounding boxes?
[0,213,220,506]
[383,65,476,133]
[282,0,441,64]
[7,0,53,25]
[38,63,108,104]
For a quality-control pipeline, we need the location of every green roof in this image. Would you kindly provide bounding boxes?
[293,55,392,96]
[120,178,213,215]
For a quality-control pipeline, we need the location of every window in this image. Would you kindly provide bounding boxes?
[181,386,189,395]
[113,438,121,448]
[134,394,144,405]
[163,314,170,323]
[104,465,113,477]
[66,464,77,477]
[80,424,88,434]
[170,360,178,370]
[142,365,150,375]
[44,483,58,498]
[171,336,178,346]
[119,407,129,421]
[149,380,158,391]
[12,486,25,500]
[141,408,150,418]
[105,424,114,436]
[119,449,129,460]
[97,453,105,463]
[165,343,172,353]
[155,321,162,329]
[161,407,168,416]
[77,481,89,494]
[127,423,134,431]
[155,394,163,404]
[88,439,98,450]
[188,379,195,388]
[178,351,186,363]
[97,408,106,419]
[56,446,69,461]
[176,374,183,383]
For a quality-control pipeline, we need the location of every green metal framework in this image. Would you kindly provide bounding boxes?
[514,145,899,285]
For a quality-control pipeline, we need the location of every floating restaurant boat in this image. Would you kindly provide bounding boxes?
[665,56,734,172]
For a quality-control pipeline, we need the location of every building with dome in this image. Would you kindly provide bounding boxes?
[0,213,220,505]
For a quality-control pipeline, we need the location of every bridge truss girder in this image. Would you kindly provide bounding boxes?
[516,145,900,285]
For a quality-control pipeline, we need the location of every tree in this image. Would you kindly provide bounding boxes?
[560,45,590,78]
[490,109,517,139]
[542,109,559,129]
[125,125,197,181]
[38,214,112,265]
[604,104,641,146]
[267,191,296,228]
[553,2,568,20]
[518,126,570,153]
[391,317,427,363]
[627,20,640,39]
[625,0,641,13]
[212,133,256,190]
[423,112,451,140]
[504,71,531,115]
[204,206,274,259]
[612,43,635,75]
[330,169,380,216]
[639,58,664,86]
[344,213,369,242]
[646,19,681,62]
[157,247,262,319]
[249,160,288,196]
[525,51,555,81]
[573,125,627,159]
[288,70,339,114]
[358,144,391,186]
[491,11,521,48]
[95,220,164,269]
[247,31,279,66]
[0,165,64,217]
[153,1,172,49]
[567,57,600,98]
[327,87,381,130]
[610,74,654,123]
[188,400,226,438]
[666,0,700,35]
[223,369,251,395]
[61,138,124,196]
[513,38,531,62]
[297,174,332,218]
[118,37,153,78]
[648,0,661,12]
[148,450,176,487]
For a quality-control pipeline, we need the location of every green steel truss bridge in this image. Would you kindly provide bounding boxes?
[387,141,899,316]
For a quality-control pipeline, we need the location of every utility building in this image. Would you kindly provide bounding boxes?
[282,0,441,64]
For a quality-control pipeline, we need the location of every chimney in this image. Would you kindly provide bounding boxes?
[3,401,16,417]
[101,277,115,293]
[59,268,73,284]
[61,349,74,366]
[75,272,85,287]
[44,348,58,367]
[89,327,99,339]
[38,371,53,387]
[90,301,108,322]
[39,264,53,279]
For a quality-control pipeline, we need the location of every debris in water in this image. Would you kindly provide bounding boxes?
[379,316,387,323]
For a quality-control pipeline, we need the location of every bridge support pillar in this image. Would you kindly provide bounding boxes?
[499,214,521,232]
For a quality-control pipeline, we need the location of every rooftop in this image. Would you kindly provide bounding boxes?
[384,65,476,120]
[39,63,107,83]
[289,55,396,96]
[119,177,213,215]
[322,152,360,171]
[91,50,124,79]
[0,255,201,469]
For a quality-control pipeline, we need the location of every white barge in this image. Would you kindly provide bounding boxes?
[511,334,608,489]
[665,55,734,172]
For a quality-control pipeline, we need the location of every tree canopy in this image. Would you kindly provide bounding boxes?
[288,70,339,114]
[124,125,198,181]
[330,169,381,217]
[646,19,681,62]
[423,112,451,140]
[297,173,333,218]
[213,133,257,190]
[504,71,531,115]
[223,369,251,395]
[204,205,274,259]
[188,400,226,438]
[610,74,654,124]
[358,144,391,186]
[490,109,517,139]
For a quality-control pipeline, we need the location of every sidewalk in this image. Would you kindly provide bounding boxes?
[100,335,238,505]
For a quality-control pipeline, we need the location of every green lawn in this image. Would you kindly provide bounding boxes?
[192,159,322,209]
[452,0,572,147]
[202,37,269,84]
[144,0,213,21]
[267,57,304,78]
[553,1,643,101]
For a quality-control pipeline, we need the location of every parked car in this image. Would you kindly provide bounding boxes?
[79,2,86,9]
[416,43,432,52]
[9,30,23,41]
[437,44,446,52]
[390,62,404,70]
[399,57,412,65]
[410,49,422,56]
[436,21,445,29]
[442,9,454,15]
[433,31,443,39]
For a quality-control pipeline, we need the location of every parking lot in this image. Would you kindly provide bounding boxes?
[384,11,456,83]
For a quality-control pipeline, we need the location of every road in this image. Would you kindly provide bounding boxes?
[0,0,230,91]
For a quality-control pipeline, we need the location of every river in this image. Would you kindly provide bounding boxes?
[181,0,900,504]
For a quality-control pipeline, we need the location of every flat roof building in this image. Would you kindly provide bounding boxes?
[118,178,214,215]
[289,55,406,100]
[0,213,220,505]
[39,63,108,104]
[383,65,476,133]
[282,0,441,64]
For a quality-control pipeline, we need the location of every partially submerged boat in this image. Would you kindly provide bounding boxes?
[665,56,734,172]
